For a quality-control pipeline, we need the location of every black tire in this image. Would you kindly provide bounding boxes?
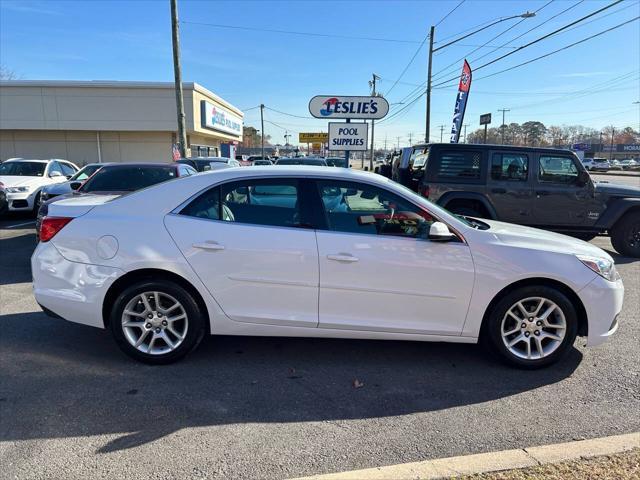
[109,280,205,364]
[610,211,640,258]
[482,286,578,369]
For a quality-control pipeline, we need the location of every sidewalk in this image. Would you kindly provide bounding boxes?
[292,432,640,480]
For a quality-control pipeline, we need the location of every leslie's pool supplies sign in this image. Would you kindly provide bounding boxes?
[328,122,368,151]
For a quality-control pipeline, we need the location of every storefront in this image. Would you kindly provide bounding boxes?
[0,80,243,164]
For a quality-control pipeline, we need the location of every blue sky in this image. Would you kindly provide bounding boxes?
[1,0,638,147]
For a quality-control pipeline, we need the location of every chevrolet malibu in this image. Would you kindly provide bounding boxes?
[31,167,623,368]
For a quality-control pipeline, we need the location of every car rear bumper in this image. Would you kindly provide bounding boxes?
[578,275,624,347]
[31,241,123,329]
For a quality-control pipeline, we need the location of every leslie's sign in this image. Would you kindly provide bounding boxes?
[201,101,242,137]
[309,95,389,120]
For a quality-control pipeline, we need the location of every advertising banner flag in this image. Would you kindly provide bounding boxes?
[449,60,472,143]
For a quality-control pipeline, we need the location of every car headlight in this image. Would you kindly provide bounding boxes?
[6,186,30,193]
[577,255,620,282]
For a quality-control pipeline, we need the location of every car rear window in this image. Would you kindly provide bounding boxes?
[435,150,483,182]
[80,166,177,192]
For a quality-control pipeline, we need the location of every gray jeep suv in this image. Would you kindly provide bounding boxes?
[399,143,640,257]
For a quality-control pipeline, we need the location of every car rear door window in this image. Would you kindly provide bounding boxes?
[316,180,433,238]
[538,155,579,184]
[491,153,528,181]
[435,150,483,182]
[220,179,302,228]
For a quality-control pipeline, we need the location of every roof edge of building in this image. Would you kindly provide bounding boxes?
[191,82,243,117]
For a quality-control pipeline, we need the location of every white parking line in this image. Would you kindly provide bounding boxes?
[3,221,36,229]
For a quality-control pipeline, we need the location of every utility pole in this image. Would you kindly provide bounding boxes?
[408,132,413,145]
[498,108,510,144]
[425,25,435,144]
[397,136,401,149]
[170,0,187,158]
[609,126,615,162]
[424,11,535,147]
[260,104,265,159]
[384,134,387,152]
[463,123,469,143]
[439,125,445,143]
[369,73,380,171]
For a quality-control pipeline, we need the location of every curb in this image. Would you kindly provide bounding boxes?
[594,171,640,178]
[291,432,640,480]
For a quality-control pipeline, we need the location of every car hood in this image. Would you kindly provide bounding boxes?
[480,219,612,261]
[0,176,44,188]
[594,181,640,197]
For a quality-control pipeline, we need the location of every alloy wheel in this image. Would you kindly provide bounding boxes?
[121,291,189,355]
[500,297,566,360]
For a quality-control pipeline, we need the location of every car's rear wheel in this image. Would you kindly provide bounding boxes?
[484,286,578,369]
[109,280,205,364]
[611,211,640,258]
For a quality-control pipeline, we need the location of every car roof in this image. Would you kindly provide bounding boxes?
[5,159,49,163]
[424,143,575,154]
[98,162,177,169]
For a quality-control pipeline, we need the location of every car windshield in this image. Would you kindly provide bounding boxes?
[79,166,177,192]
[0,161,46,177]
[71,164,102,181]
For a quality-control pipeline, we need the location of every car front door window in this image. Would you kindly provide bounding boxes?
[538,155,578,184]
[317,180,434,238]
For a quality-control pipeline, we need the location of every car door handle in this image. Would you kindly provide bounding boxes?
[192,241,225,251]
[491,188,507,194]
[535,191,550,196]
[327,253,359,263]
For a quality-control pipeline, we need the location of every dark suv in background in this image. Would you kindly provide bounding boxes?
[399,143,640,257]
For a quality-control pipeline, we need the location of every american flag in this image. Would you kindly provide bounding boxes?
[172,144,181,161]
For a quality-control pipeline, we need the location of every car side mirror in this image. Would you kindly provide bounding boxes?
[69,181,82,190]
[203,165,212,171]
[577,170,590,186]
[428,221,456,242]
[49,171,63,178]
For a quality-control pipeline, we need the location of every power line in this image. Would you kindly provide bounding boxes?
[431,0,554,81]
[264,106,311,119]
[434,0,583,82]
[180,20,422,44]
[431,1,630,88]
[435,0,466,27]
[472,17,639,83]
[384,34,429,96]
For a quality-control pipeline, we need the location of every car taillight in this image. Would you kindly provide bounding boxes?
[419,184,430,198]
[40,217,73,242]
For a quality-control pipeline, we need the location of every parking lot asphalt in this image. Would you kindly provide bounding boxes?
[1,206,639,480]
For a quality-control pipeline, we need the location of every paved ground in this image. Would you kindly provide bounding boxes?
[0,207,639,480]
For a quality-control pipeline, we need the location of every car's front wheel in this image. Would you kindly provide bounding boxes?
[483,286,578,369]
[611,211,640,258]
[109,280,205,364]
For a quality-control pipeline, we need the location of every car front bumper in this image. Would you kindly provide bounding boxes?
[6,190,37,211]
[578,274,624,347]
[31,241,123,329]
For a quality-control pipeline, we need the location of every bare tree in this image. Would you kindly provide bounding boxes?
[0,65,18,80]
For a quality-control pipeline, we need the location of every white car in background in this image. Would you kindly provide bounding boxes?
[0,158,79,213]
[32,167,623,368]
[582,157,611,172]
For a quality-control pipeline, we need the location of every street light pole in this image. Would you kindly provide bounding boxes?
[170,0,187,158]
[425,11,535,147]
[425,25,435,144]
[260,104,265,159]
[369,73,379,171]
[498,108,510,144]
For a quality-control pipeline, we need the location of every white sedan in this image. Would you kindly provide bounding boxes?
[31,167,624,368]
[0,158,79,213]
